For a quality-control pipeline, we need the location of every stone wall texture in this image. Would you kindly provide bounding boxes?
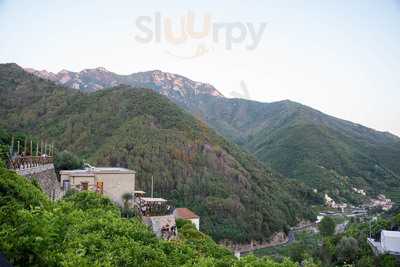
[17,164,61,200]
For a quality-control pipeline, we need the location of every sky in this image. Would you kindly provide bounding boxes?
[1,0,399,136]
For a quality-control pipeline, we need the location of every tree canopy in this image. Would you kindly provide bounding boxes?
[318,216,336,237]
[0,163,315,267]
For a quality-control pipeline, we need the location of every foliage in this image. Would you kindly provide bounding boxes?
[0,64,316,242]
[28,65,400,205]
[255,214,400,267]
[378,254,397,267]
[336,237,359,264]
[0,167,49,210]
[318,216,336,237]
[0,165,308,267]
[53,150,84,175]
[186,95,400,204]
[255,230,321,263]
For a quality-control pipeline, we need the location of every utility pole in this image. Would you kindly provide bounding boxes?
[10,136,14,156]
[17,140,20,155]
[36,142,39,156]
[369,220,371,238]
[30,140,33,156]
[151,176,154,198]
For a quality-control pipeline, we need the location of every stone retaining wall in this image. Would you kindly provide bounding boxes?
[17,164,61,200]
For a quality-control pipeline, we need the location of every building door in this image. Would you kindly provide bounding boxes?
[96,181,104,194]
[81,182,89,191]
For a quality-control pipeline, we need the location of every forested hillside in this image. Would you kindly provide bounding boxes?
[0,63,318,242]
[182,95,400,204]
[26,65,400,204]
[0,161,320,266]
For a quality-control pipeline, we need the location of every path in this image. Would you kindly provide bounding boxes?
[238,223,317,257]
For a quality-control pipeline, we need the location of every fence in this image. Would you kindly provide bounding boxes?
[8,156,53,170]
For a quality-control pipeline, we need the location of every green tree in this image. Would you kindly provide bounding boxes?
[121,192,135,218]
[54,150,84,175]
[378,254,397,267]
[121,192,133,208]
[288,242,306,262]
[356,256,374,267]
[336,236,359,264]
[318,216,336,237]
[319,237,335,266]
[392,213,400,228]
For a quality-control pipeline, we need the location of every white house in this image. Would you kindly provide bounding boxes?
[174,208,200,230]
[368,230,400,257]
[60,167,135,205]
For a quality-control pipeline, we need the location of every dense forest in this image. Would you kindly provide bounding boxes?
[29,64,400,205]
[1,152,398,266]
[0,63,320,242]
[180,95,400,204]
[0,159,322,266]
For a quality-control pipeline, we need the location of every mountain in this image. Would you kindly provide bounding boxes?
[183,95,400,204]
[0,63,318,242]
[24,67,223,105]
[26,65,400,204]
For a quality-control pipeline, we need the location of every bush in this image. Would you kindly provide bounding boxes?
[176,218,192,229]
[378,254,397,267]
[318,216,336,237]
[0,162,308,267]
[336,236,359,264]
[54,150,84,176]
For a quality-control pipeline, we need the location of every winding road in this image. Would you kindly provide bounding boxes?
[239,223,316,257]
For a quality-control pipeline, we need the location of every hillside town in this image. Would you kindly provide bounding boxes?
[1,3,400,265]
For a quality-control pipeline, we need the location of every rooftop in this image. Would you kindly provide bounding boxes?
[60,167,135,175]
[382,230,400,238]
[368,231,400,256]
[141,197,167,203]
[174,208,199,219]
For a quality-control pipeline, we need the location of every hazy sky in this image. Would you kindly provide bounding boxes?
[1,0,399,136]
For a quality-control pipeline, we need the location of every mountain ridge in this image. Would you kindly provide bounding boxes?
[24,66,224,98]
[24,63,400,204]
[24,65,399,139]
[0,63,317,242]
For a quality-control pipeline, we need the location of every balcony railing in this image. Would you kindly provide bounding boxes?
[8,156,53,170]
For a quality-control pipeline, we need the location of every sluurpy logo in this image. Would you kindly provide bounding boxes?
[134,12,267,59]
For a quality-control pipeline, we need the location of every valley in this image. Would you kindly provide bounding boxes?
[25,65,400,207]
[0,63,317,243]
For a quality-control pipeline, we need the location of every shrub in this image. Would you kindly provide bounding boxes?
[54,150,84,176]
[318,216,336,237]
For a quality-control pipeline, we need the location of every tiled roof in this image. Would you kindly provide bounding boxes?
[174,208,199,219]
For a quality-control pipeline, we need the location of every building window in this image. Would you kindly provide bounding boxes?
[81,182,89,191]
[63,180,70,192]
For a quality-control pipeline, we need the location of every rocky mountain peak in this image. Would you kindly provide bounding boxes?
[25,66,224,97]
